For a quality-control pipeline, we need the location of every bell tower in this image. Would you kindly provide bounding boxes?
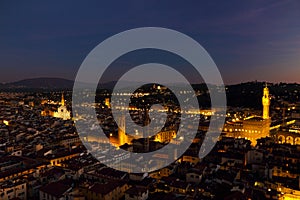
[53,92,71,120]
[61,93,65,106]
[118,115,127,146]
[262,84,270,120]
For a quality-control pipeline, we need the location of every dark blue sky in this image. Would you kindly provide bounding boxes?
[0,0,299,84]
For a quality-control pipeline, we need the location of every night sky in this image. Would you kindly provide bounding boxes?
[0,0,300,84]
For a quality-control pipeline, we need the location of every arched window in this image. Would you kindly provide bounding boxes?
[286,136,294,145]
[294,137,300,145]
[278,135,285,144]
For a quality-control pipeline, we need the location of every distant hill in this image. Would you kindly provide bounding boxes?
[1,78,300,108]
[0,78,182,91]
[0,78,74,90]
[226,82,300,108]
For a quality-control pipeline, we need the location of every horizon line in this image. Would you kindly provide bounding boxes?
[2,76,300,86]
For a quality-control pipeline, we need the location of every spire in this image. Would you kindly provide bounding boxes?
[61,93,65,106]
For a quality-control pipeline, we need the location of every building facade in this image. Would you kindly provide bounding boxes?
[224,85,271,146]
[53,94,71,120]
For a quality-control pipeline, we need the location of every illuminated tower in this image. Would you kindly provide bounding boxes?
[53,93,71,120]
[262,84,270,119]
[105,98,111,108]
[118,115,127,146]
[61,93,65,106]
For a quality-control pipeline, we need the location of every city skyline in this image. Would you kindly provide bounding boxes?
[1,2,300,199]
[1,0,300,84]
[1,81,300,199]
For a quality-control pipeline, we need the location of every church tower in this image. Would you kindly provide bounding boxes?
[262,84,270,119]
[118,115,127,146]
[53,93,71,120]
[61,93,65,106]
